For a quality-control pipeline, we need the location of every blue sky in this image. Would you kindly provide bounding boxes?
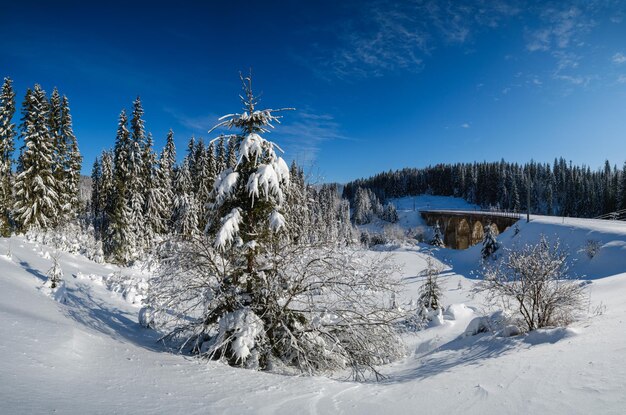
[2,0,626,183]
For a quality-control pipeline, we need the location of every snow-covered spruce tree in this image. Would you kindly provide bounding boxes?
[430,222,444,247]
[14,85,59,231]
[159,129,177,231]
[352,187,372,225]
[98,150,115,240]
[225,135,237,169]
[196,142,217,230]
[90,157,102,227]
[171,159,199,239]
[481,223,499,259]
[0,77,16,235]
[381,203,398,223]
[46,254,64,289]
[418,253,444,312]
[148,75,404,380]
[107,110,135,264]
[48,88,68,222]
[477,236,586,332]
[60,95,82,217]
[128,97,146,253]
[215,134,226,173]
[283,160,310,244]
[143,133,169,242]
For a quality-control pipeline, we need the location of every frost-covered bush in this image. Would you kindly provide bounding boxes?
[476,236,586,332]
[383,223,406,242]
[25,221,102,263]
[149,239,405,380]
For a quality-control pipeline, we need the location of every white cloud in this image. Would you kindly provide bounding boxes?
[618,75,626,84]
[461,123,470,129]
[164,108,220,135]
[526,6,593,53]
[272,110,351,167]
[612,52,626,64]
[555,74,588,86]
[309,0,519,79]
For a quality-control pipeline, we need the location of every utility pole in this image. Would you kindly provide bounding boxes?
[526,169,531,223]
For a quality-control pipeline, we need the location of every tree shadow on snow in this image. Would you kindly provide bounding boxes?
[385,334,517,384]
[19,260,48,282]
[62,284,164,353]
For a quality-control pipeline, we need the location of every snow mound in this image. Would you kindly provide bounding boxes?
[74,272,105,286]
[463,311,511,337]
[104,272,148,306]
[523,327,578,346]
[444,303,474,321]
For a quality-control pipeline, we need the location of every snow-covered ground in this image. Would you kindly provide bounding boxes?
[2,202,626,414]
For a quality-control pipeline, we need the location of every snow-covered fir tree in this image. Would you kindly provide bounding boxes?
[215,135,226,173]
[226,135,237,169]
[160,129,176,230]
[352,187,373,224]
[143,133,168,241]
[618,161,626,211]
[481,223,499,259]
[48,88,67,220]
[381,203,398,223]
[0,77,16,235]
[415,253,444,326]
[430,222,444,247]
[128,97,146,252]
[283,161,310,244]
[98,150,115,239]
[60,95,82,217]
[107,110,135,263]
[13,85,60,231]
[148,75,403,379]
[171,160,198,239]
[46,254,64,289]
[195,144,216,230]
[90,157,102,223]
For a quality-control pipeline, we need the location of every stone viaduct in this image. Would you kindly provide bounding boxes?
[420,210,522,249]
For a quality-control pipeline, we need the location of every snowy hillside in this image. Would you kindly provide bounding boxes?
[2,213,626,414]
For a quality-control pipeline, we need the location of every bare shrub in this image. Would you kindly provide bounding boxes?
[476,236,586,332]
[583,239,601,259]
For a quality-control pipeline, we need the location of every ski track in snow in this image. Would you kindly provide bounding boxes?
[1,202,626,414]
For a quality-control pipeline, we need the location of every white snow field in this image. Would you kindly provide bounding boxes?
[1,209,626,414]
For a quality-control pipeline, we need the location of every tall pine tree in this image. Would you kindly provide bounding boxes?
[108,110,135,263]
[0,77,16,235]
[14,85,59,231]
[61,95,82,217]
